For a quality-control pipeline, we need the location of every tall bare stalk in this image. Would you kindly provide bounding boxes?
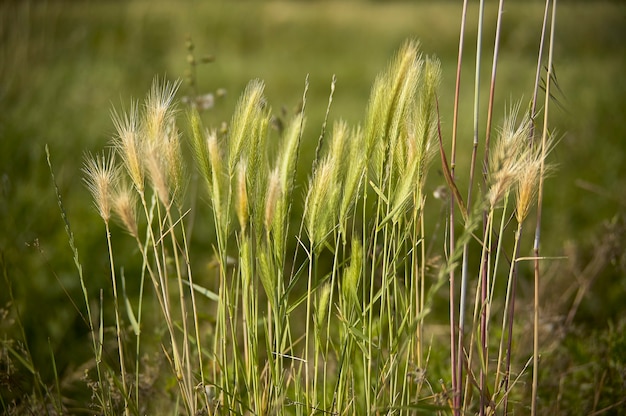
[450,2,469,413]
[533,2,558,415]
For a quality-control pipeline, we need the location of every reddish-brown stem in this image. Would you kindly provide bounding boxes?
[450,2,469,413]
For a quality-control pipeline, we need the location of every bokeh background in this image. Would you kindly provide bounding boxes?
[2,0,625,412]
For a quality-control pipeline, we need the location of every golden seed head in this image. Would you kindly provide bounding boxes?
[163,118,185,204]
[144,77,181,144]
[236,162,249,232]
[112,183,139,238]
[145,141,170,207]
[264,168,281,233]
[82,150,119,223]
[515,156,542,222]
[487,105,532,207]
[111,100,144,194]
[515,132,556,222]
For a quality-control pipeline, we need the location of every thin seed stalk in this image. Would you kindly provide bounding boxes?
[104,221,130,416]
[501,220,524,414]
[450,2,469,407]
[533,2,558,414]
[165,208,195,412]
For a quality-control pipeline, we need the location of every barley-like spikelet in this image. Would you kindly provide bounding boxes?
[316,283,332,328]
[207,131,224,223]
[415,57,440,183]
[516,133,555,222]
[363,40,422,183]
[305,157,338,248]
[189,108,211,188]
[144,77,180,144]
[228,79,266,172]
[385,56,439,225]
[328,120,349,183]
[111,100,144,194]
[277,113,304,195]
[258,245,277,310]
[411,117,434,192]
[142,79,182,207]
[83,150,119,224]
[163,118,185,204]
[236,161,249,232]
[338,126,365,233]
[487,105,531,207]
[515,157,542,223]
[387,59,421,181]
[272,113,304,252]
[341,238,363,311]
[247,112,270,235]
[145,141,170,207]
[112,182,139,238]
[264,168,281,233]
[388,149,419,225]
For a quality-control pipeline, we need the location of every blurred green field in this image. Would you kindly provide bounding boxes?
[1,0,625,413]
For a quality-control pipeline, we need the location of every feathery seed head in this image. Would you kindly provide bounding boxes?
[144,77,181,144]
[228,79,266,171]
[236,162,249,232]
[316,283,332,328]
[83,150,119,223]
[339,126,366,232]
[163,118,185,204]
[111,100,144,194]
[277,113,304,192]
[112,182,139,238]
[264,168,281,233]
[189,108,213,193]
[515,156,542,222]
[516,132,556,222]
[145,140,170,207]
[206,130,225,218]
[487,105,532,207]
[363,39,423,184]
[342,238,363,310]
[328,120,349,179]
[305,157,338,248]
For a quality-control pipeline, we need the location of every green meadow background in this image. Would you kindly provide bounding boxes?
[1,0,625,412]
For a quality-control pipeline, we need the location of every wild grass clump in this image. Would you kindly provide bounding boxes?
[44,2,560,414]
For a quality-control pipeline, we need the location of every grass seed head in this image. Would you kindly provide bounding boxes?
[112,182,139,238]
[364,39,422,181]
[144,77,181,144]
[236,162,249,232]
[316,283,332,328]
[487,105,532,207]
[82,150,119,224]
[339,126,365,233]
[516,132,556,222]
[228,79,266,171]
[264,168,281,233]
[111,100,144,194]
[145,141,171,207]
[342,238,363,310]
[305,157,338,248]
[189,108,212,188]
[163,118,185,204]
[277,113,304,194]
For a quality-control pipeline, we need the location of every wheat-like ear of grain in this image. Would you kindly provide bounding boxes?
[82,150,119,224]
